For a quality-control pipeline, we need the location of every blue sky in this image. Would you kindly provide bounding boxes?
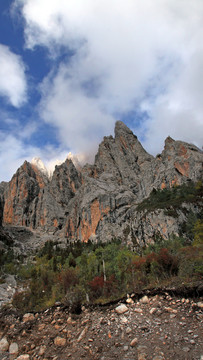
[0,0,203,181]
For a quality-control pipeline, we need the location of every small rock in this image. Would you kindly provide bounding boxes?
[39,345,46,355]
[16,356,30,360]
[165,307,177,314]
[126,327,132,334]
[150,307,156,314]
[77,325,89,342]
[9,342,19,355]
[140,296,149,304]
[183,347,190,352]
[54,336,66,346]
[126,298,134,304]
[137,345,147,352]
[124,345,128,351]
[197,302,203,309]
[0,337,9,352]
[120,316,128,324]
[81,318,89,326]
[38,324,45,331]
[115,304,128,314]
[23,313,34,322]
[67,316,72,324]
[134,308,142,313]
[138,354,147,360]
[130,337,138,347]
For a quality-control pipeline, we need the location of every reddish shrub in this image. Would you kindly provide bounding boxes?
[59,268,79,293]
[89,275,104,295]
[157,248,178,275]
[132,257,146,271]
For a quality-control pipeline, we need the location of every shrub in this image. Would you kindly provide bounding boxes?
[89,275,104,299]
[59,267,79,294]
[64,285,86,313]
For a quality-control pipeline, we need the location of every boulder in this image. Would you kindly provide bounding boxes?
[115,304,128,314]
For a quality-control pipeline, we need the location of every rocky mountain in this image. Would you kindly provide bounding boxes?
[0,121,202,246]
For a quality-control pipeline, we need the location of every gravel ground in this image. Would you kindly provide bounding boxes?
[0,294,202,360]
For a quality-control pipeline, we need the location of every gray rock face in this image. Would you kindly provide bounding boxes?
[64,122,202,243]
[2,158,81,232]
[1,121,203,245]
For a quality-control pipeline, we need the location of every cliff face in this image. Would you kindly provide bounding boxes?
[2,159,82,231]
[0,182,7,227]
[1,121,203,245]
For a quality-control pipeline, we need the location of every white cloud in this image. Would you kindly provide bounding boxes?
[0,44,27,107]
[39,63,115,161]
[0,128,71,181]
[13,0,203,156]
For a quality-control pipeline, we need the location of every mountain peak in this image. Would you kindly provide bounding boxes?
[31,157,49,178]
[114,121,135,138]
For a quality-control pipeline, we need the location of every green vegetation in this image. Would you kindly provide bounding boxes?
[12,234,202,313]
[0,232,18,278]
[137,180,203,213]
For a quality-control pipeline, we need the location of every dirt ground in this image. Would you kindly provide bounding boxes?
[0,293,202,360]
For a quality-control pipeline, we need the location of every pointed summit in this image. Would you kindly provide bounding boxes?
[115,121,135,138]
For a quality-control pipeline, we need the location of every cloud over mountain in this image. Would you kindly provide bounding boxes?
[13,0,203,156]
[0,0,202,181]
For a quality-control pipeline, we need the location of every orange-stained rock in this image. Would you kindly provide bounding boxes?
[119,135,128,150]
[178,144,188,159]
[161,182,166,190]
[66,198,111,243]
[170,177,179,187]
[31,164,46,189]
[79,200,110,242]
[53,219,58,227]
[174,162,189,177]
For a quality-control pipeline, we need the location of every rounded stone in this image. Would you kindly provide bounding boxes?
[54,336,66,346]
[115,304,128,314]
[9,342,19,355]
[130,337,138,347]
[140,296,149,304]
[0,337,9,352]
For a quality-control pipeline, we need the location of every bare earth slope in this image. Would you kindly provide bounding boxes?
[0,294,202,360]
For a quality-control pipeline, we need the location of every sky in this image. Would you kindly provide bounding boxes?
[0,0,203,181]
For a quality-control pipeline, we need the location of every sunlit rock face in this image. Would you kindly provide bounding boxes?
[2,121,203,244]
